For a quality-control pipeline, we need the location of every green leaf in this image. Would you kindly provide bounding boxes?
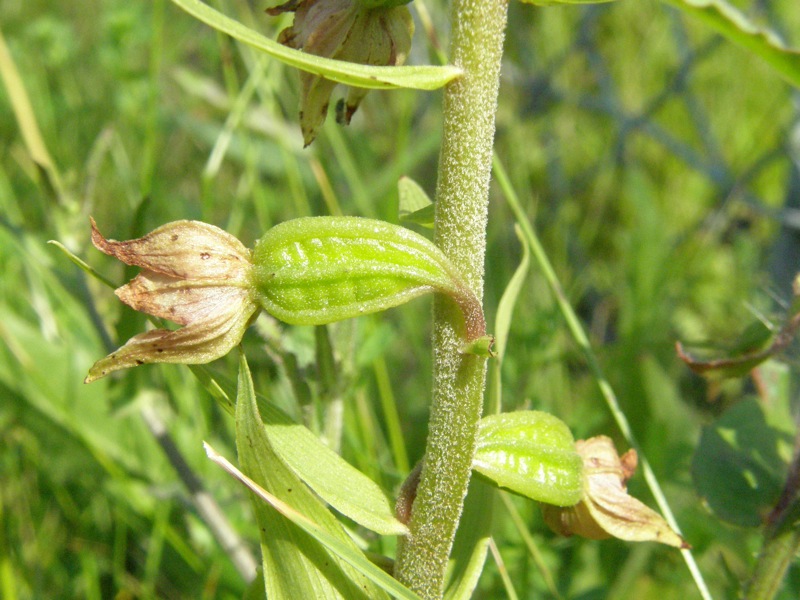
[210,440,422,599]
[494,224,530,361]
[474,411,583,507]
[0,28,67,201]
[398,176,434,228]
[192,366,408,536]
[443,479,494,600]
[692,398,791,527]
[252,216,485,339]
[758,360,794,436]
[233,352,389,600]
[661,0,800,88]
[169,0,461,90]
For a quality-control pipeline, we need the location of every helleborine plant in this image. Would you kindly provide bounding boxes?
[85,213,684,550]
[78,0,800,595]
[85,216,486,383]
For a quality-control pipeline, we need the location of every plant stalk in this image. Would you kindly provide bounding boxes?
[743,525,800,600]
[393,0,508,596]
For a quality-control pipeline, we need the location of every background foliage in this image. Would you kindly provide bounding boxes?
[1,0,799,597]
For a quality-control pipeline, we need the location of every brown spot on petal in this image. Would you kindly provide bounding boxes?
[620,449,638,482]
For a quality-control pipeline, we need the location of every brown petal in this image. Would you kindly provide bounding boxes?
[299,74,339,147]
[84,298,259,383]
[541,499,610,540]
[90,218,251,281]
[542,436,689,549]
[115,271,248,326]
[584,473,688,548]
[298,0,354,52]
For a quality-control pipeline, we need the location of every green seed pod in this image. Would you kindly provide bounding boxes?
[473,411,583,507]
[251,217,485,338]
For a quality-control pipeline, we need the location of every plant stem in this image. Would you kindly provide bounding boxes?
[744,526,800,600]
[393,0,508,597]
[744,437,800,600]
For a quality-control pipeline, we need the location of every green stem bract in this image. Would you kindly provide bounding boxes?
[744,485,800,600]
[393,0,508,597]
[743,525,800,600]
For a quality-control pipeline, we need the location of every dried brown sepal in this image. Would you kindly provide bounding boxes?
[269,0,413,146]
[85,219,259,383]
[541,436,689,549]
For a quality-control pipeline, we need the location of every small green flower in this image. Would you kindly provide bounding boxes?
[84,219,259,383]
[269,0,414,146]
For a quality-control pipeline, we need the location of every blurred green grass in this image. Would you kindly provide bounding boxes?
[1,0,798,597]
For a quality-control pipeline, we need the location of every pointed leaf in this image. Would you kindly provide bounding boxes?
[675,318,777,378]
[443,479,494,600]
[474,411,583,507]
[494,224,530,361]
[209,441,422,599]
[661,0,800,88]
[192,365,407,536]
[234,353,388,600]
[169,0,461,90]
[692,398,790,527]
[398,176,434,228]
[676,308,800,379]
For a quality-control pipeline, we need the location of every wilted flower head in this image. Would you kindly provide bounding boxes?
[541,436,688,548]
[269,0,413,146]
[85,219,259,383]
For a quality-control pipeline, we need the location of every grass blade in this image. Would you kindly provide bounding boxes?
[169,0,461,90]
[662,0,800,88]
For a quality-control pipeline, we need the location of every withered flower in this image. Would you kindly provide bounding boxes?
[269,0,413,146]
[85,218,259,383]
[541,436,688,548]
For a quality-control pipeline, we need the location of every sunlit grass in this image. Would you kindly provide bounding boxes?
[1,0,798,597]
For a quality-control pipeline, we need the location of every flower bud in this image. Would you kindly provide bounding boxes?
[268,0,414,146]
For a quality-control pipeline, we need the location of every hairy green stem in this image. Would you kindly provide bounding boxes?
[744,443,800,600]
[393,0,508,597]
